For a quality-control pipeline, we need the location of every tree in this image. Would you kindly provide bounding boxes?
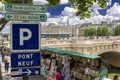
[114,25,120,36]
[101,26,110,36]
[85,27,96,37]
[96,26,102,36]
[84,28,88,37]
[102,26,110,36]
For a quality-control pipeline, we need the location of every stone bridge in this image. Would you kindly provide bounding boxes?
[42,39,120,67]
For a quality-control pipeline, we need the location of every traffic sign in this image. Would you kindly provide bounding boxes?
[11,22,40,52]
[11,68,40,77]
[5,13,47,22]
[5,4,46,13]
[11,53,40,68]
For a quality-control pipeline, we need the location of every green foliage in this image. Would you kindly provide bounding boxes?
[96,26,102,36]
[46,0,60,8]
[2,0,33,4]
[101,26,110,36]
[84,28,88,36]
[114,25,120,36]
[2,0,22,4]
[96,26,110,36]
[85,26,110,37]
[0,8,4,11]
[69,0,108,19]
[85,27,96,36]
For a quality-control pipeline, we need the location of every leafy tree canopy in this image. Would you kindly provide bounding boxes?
[114,25,120,36]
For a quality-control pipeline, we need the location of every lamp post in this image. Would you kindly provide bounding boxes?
[0,63,2,80]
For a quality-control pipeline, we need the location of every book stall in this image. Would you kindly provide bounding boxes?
[40,47,110,80]
[40,48,64,76]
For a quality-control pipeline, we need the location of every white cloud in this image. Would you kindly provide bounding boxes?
[58,16,68,25]
[46,12,51,17]
[107,3,120,17]
[33,0,68,5]
[41,18,60,26]
[0,14,4,18]
[90,3,100,17]
[107,0,112,6]
[1,22,10,34]
[60,0,68,4]
[82,2,120,23]
[0,3,4,8]
[62,7,76,17]
[33,0,47,5]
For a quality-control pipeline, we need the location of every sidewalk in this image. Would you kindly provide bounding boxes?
[0,55,47,80]
[0,55,12,80]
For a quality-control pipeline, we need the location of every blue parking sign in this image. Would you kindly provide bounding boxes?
[11,22,40,52]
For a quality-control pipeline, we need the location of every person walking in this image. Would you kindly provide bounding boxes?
[113,75,120,80]
[4,54,10,73]
[47,72,56,80]
[1,49,5,63]
[61,64,71,80]
[56,67,62,80]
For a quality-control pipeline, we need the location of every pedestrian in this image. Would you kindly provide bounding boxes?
[1,50,5,63]
[4,54,10,73]
[56,67,62,80]
[61,64,65,79]
[61,64,71,80]
[113,75,120,80]
[49,59,57,75]
[41,59,47,77]
[47,72,56,80]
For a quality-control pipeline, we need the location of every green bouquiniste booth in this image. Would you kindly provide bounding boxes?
[41,47,110,80]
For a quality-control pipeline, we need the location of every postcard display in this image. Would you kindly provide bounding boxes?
[71,57,101,80]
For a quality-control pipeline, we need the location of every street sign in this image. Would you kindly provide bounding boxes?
[11,22,40,52]
[5,4,46,13]
[5,13,47,22]
[11,53,40,68]
[11,68,40,77]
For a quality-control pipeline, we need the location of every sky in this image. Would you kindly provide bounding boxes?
[0,0,120,33]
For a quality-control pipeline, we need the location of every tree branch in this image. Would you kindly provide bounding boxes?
[0,18,8,32]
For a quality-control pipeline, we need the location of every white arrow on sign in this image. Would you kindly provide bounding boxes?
[22,69,31,76]
[11,69,31,76]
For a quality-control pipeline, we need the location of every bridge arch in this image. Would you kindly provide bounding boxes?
[92,48,120,55]
[93,49,120,68]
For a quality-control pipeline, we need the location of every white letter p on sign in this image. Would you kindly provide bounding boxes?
[20,28,32,46]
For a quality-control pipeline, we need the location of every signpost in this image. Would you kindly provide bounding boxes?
[5,13,47,22]
[11,53,40,68]
[5,0,47,79]
[10,22,40,52]
[11,52,41,77]
[5,4,46,13]
[10,23,41,77]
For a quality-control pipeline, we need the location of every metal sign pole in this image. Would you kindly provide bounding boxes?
[22,0,31,80]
